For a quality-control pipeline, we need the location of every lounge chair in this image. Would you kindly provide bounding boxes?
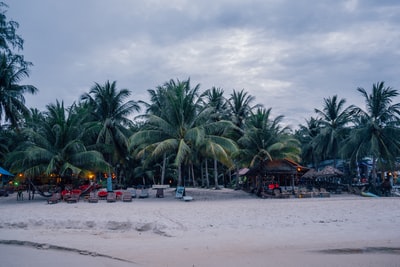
[88,191,99,203]
[122,191,133,202]
[115,191,123,200]
[319,188,330,197]
[47,193,61,204]
[66,192,80,203]
[128,188,137,198]
[139,188,149,198]
[273,188,283,198]
[106,192,117,202]
[182,196,193,201]
[98,190,108,200]
[297,188,312,198]
[175,186,185,199]
[280,190,291,198]
[311,188,320,197]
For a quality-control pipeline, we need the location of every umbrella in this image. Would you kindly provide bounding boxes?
[0,166,14,176]
[316,166,343,177]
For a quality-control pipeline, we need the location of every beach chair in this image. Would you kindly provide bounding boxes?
[106,192,117,202]
[129,188,137,198]
[273,188,283,198]
[182,196,193,202]
[280,190,291,198]
[66,192,80,203]
[319,188,330,198]
[297,188,312,198]
[139,188,149,198]
[115,190,123,200]
[122,191,133,202]
[98,190,108,200]
[175,186,185,199]
[47,192,61,204]
[88,191,99,203]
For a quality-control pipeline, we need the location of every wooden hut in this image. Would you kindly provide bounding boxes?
[243,159,308,193]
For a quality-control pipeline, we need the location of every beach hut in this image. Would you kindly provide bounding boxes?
[244,159,308,193]
[314,166,344,192]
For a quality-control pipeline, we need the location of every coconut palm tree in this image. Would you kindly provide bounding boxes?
[200,86,229,122]
[80,80,140,187]
[199,86,238,188]
[5,100,108,181]
[0,2,24,53]
[238,107,300,168]
[342,81,400,186]
[227,89,261,133]
[226,89,262,187]
[130,78,203,186]
[295,116,321,167]
[130,78,238,187]
[312,95,351,168]
[0,53,37,128]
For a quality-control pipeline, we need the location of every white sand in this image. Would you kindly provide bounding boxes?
[0,188,399,267]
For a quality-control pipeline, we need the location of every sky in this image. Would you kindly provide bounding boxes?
[6,0,400,129]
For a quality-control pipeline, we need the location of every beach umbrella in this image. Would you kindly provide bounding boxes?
[0,166,14,176]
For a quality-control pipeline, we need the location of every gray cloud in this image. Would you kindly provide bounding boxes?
[7,0,400,128]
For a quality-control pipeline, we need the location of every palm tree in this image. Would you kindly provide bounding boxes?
[226,89,261,187]
[130,78,238,187]
[238,107,300,168]
[0,53,37,128]
[199,86,237,188]
[295,116,321,167]
[200,86,229,122]
[313,95,351,168]
[0,2,24,53]
[342,81,400,186]
[227,89,261,132]
[6,100,108,182]
[80,80,140,188]
[130,78,202,186]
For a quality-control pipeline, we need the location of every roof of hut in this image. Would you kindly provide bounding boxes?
[246,159,308,176]
[302,168,318,179]
[316,166,344,177]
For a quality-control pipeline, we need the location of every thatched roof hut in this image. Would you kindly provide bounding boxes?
[302,168,318,179]
[243,159,308,191]
[316,166,344,178]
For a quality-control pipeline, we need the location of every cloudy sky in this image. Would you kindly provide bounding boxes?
[7,0,400,128]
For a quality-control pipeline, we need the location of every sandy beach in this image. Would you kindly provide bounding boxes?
[0,188,399,267]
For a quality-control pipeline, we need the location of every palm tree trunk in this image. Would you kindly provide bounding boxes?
[201,161,205,187]
[205,159,210,188]
[161,152,166,184]
[234,161,239,189]
[371,156,377,186]
[177,164,182,186]
[191,163,197,187]
[214,157,220,189]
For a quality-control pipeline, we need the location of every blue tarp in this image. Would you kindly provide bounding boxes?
[0,166,14,176]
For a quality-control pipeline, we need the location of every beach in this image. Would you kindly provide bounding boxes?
[0,188,399,267]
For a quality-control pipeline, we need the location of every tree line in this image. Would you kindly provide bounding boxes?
[1,3,400,189]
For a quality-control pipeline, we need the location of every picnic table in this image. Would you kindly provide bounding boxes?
[152,185,170,198]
